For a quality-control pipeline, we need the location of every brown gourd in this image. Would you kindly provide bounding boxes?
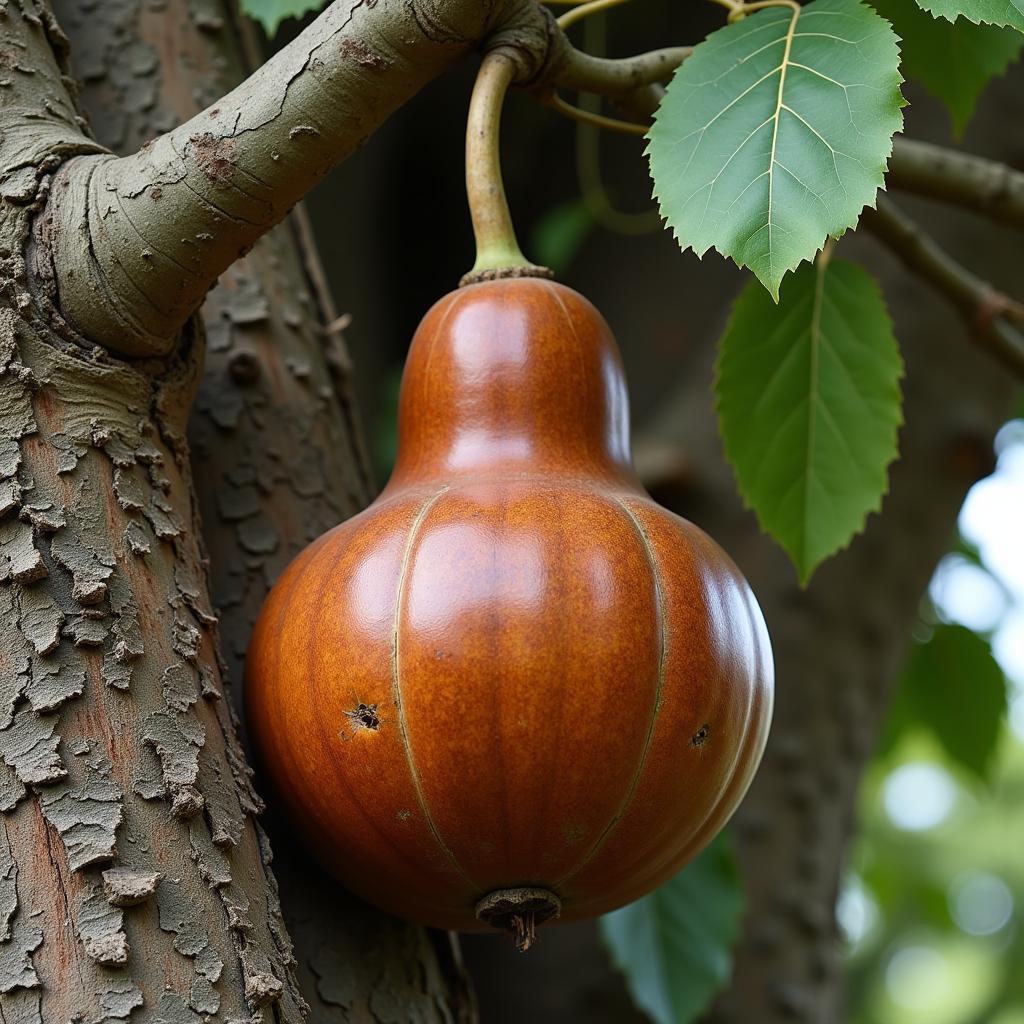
[245,276,774,947]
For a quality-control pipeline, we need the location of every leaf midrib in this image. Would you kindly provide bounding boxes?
[803,254,828,575]
[766,4,802,290]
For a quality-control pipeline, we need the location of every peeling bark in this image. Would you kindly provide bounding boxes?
[44,0,473,1019]
[0,2,304,1018]
[3,0,504,1013]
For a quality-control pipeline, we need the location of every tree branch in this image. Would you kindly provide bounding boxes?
[862,198,1024,378]
[40,0,558,356]
[888,137,1024,230]
[41,0,1022,365]
[534,57,1024,238]
[550,45,689,96]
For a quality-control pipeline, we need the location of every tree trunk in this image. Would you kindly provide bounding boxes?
[0,0,535,1015]
[0,2,310,1016]
[34,0,476,1018]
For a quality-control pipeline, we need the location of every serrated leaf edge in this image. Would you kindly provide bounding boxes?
[647,0,907,299]
[714,259,905,584]
[914,0,1024,29]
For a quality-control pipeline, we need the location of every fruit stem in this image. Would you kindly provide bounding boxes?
[510,912,538,953]
[475,887,562,952]
[463,52,550,285]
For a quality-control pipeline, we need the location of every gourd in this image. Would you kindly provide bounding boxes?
[245,53,773,949]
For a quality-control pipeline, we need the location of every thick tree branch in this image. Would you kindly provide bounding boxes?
[863,199,1024,378]
[887,138,1024,229]
[41,0,558,356]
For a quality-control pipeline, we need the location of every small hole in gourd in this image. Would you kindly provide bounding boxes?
[345,702,381,732]
[691,724,711,748]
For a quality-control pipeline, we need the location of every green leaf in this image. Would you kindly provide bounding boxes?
[888,624,1008,782]
[915,0,1024,31]
[530,200,594,276]
[647,0,904,299]
[239,0,325,35]
[715,258,903,583]
[600,835,744,1024]
[871,0,1022,136]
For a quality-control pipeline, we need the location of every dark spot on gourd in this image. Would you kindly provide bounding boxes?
[344,702,380,732]
[564,824,585,846]
[691,724,711,748]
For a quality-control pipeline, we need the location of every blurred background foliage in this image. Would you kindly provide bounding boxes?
[840,419,1024,1024]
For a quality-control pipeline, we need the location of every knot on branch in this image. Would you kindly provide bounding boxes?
[483,1,565,88]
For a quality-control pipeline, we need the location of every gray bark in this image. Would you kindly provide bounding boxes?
[0,3,306,1018]
[0,0,557,1014]
[50,0,477,1019]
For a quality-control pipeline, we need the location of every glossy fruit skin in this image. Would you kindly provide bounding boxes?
[246,278,773,931]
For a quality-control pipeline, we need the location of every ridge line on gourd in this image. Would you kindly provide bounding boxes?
[245,277,774,949]
[246,48,773,954]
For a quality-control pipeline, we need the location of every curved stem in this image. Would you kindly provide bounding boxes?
[557,0,633,30]
[575,16,661,235]
[547,92,650,135]
[45,0,555,354]
[465,52,536,278]
[577,114,662,233]
[741,0,800,11]
[707,0,799,20]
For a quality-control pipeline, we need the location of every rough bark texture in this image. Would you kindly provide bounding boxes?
[0,2,308,1018]
[46,0,475,1020]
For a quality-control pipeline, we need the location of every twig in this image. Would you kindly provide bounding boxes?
[551,33,1024,237]
[553,46,690,96]
[545,92,649,135]
[557,0,633,30]
[862,198,1024,379]
[574,15,661,235]
[889,138,1024,231]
